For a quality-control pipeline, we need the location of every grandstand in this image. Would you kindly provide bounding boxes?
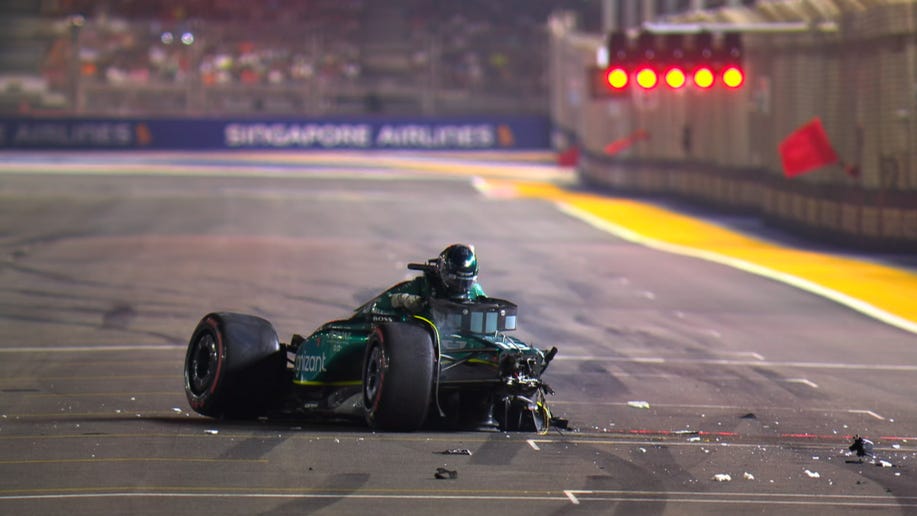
[0,0,601,116]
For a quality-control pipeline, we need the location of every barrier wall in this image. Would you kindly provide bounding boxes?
[0,116,551,151]
[549,3,917,251]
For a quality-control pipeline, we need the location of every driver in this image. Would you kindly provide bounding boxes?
[435,243,486,301]
[387,244,486,312]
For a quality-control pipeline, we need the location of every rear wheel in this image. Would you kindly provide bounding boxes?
[363,323,434,431]
[184,312,285,418]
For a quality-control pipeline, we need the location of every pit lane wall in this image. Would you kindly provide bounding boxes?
[0,116,550,151]
[549,4,917,251]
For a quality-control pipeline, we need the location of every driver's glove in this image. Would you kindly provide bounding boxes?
[390,293,425,312]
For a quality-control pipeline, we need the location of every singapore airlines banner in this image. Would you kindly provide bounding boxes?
[0,117,550,151]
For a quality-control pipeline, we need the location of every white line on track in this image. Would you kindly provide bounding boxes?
[785,378,819,388]
[557,203,917,335]
[527,439,917,454]
[548,400,894,420]
[731,351,765,361]
[2,491,911,508]
[607,349,765,361]
[563,490,917,508]
[0,345,180,353]
[630,357,666,364]
[849,409,885,420]
[552,354,917,372]
[563,490,580,504]
[0,162,412,180]
[0,492,566,503]
[529,439,768,449]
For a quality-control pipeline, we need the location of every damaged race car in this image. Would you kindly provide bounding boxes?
[183,244,559,432]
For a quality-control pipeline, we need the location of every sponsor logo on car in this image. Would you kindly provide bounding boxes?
[296,352,327,374]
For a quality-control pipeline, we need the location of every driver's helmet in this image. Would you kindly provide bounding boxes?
[437,244,479,299]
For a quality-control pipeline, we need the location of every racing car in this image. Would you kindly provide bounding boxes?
[183,253,559,432]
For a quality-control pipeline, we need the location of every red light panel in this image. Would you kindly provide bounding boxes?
[664,67,686,89]
[722,66,745,88]
[606,67,629,90]
[635,67,658,90]
[693,67,714,89]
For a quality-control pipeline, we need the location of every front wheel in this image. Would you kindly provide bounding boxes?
[363,323,434,431]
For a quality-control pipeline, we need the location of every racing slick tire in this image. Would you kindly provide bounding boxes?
[362,322,434,431]
[184,312,285,419]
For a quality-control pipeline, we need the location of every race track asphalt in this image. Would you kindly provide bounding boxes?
[1,151,915,516]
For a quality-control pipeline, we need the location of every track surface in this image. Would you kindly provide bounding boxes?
[1,151,916,515]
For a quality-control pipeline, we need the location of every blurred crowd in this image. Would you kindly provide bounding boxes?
[40,0,364,90]
[28,0,599,114]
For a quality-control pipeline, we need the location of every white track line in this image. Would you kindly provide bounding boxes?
[849,409,885,420]
[4,490,910,508]
[785,378,819,389]
[563,490,580,504]
[552,354,917,372]
[0,492,565,503]
[0,345,180,353]
[563,490,917,508]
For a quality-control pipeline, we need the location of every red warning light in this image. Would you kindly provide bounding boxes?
[693,67,714,89]
[606,67,629,90]
[722,66,745,88]
[635,67,658,90]
[664,67,686,89]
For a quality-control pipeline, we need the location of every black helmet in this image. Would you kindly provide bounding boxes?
[437,244,479,298]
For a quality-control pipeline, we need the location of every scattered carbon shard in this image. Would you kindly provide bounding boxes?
[435,467,458,480]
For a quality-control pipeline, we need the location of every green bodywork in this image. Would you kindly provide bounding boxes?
[292,275,544,387]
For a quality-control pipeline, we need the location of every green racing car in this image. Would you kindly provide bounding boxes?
[183,245,559,432]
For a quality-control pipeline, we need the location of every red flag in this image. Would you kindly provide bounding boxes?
[604,129,650,156]
[779,117,839,177]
